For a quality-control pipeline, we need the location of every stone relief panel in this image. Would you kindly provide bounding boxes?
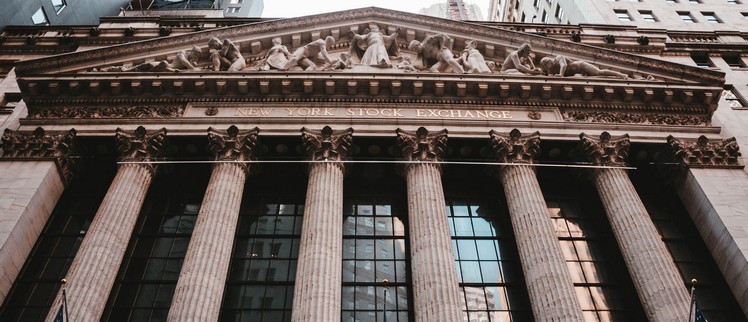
[28,105,185,118]
[562,111,709,126]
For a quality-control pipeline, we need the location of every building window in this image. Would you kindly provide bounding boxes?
[542,11,549,23]
[702,12,721,23]
[555,4,564,20]
[104,164,210,321]
[51,0,66,13]
[723,89,748,108]
[342,199,410,322]
[727,0,741,4]
[615,10,632,22]
[743,12,748,19]
[230,0,243,3]
[639,10,658,22]
[691,54,713,67]
[31,7,48,25]
[689,0,701,3]
[226,7,241,13]
[666,0,678,3]
[722,55,745,68]
[533,0,539,8]
[679,11,696,23]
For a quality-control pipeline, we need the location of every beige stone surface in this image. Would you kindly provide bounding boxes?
[501,165,584,322]
[291,162,345,322]
[45,164,153,322]
[594,168,690,321]
[678,168,748,316]
[0,161,64,304]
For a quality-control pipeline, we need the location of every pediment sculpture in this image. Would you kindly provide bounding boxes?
[349,25,400,68]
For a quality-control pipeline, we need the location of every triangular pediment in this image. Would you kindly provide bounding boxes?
[13,7,725,119]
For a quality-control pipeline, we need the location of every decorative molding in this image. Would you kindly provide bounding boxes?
[562,111,709,126]
[489,129,541,164]
[579,132,630,167]
[396,127,448,163]
[667,135,742,168]
[28,105,184,118]
[115,126,168,173]
[208,125,259,174]
[1,127,77,183]
[301,126,354,170]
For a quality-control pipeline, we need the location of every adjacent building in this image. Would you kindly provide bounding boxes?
[0,6,747,322]
[0,0,130,29]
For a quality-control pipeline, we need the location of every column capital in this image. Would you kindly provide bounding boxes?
[667,135,743,168]
[579,131,630,166]
[115,126,167,173]
[489,129,540,164]
[396,127,448,162]
[1,127,77,183]
[301,126,353,167]
[208,125,259,174]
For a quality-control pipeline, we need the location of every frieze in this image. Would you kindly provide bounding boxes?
[667,135,742,168]
[1,127,77,183]
[13,8,723,84]
[28,105,185,118]
[562,111,709,126]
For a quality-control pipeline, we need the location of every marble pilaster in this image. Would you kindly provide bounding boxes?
[167,126,259,322]
[396,127,463,322]
[580,132,690,322]
[45,126,167,322]
[489,129,584,322]
[291,126,352,322]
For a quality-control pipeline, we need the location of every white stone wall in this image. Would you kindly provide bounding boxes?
[0,161,65,304]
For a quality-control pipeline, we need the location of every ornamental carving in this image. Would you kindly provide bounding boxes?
[489,129,541,164]
[1,127,77,183]
[579,132,630,166]
[115,127,167,173]
[396,127,448,162]
[563,111,709,126]
[301,126,354,165]
[667,135,742,168]
[208,125,259,174]
[29,105,184,119]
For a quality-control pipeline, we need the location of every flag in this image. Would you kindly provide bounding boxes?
[692,300,708,322]
[53,303,66,322]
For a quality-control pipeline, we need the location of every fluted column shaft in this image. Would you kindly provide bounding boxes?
[167,162,247,321]
[405,163,464,321]
[46,163,154,322]
[593,167,690,321]
[501,165,584,322]
[291,162,345,322]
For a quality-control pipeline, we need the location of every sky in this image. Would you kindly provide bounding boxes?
[261,0,490,19]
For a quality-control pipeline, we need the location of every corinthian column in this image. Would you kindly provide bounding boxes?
[46,126,167,322]
[167,126,259,322]
[396,127,462,322]
[291,126,353,322]
[489,129,584,322]
[579,132,690,321]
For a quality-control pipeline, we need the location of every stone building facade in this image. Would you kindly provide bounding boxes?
[0,7,747,322]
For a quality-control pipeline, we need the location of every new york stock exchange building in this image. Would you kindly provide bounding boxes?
[1,7,748,322]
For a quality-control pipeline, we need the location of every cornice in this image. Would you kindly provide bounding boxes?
[12,7,724,85]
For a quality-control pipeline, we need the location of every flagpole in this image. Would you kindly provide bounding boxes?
[687,278,697,322]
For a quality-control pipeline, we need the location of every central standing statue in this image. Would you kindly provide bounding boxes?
[349,25,400,68]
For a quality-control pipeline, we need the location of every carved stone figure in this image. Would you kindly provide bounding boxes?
[395,56,418,72]
[500,43,542,75]
[258,37,292,71]
[94,46,202,72]
[323,52,354,71]
[407,34,465,73]
[539,54,629,79]
[209,37,246,71]
[459,40,492,74]
[280,36,335,71]
[349,25,400,68]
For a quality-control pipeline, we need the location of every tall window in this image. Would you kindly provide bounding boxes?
[679,11,696,22]
[639,10,658,22]
[615,10,632,22]
[722,88,748,109]
[226,7,241,13]
[104,164,210,321]
[31,8,48,25]
[691,54,713,68]
[447,199,530,321]
[220,199,304,321]
[51,0,66,13]
[342,199,410,322]
[701,12,721,23]
[722,55,745,68]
